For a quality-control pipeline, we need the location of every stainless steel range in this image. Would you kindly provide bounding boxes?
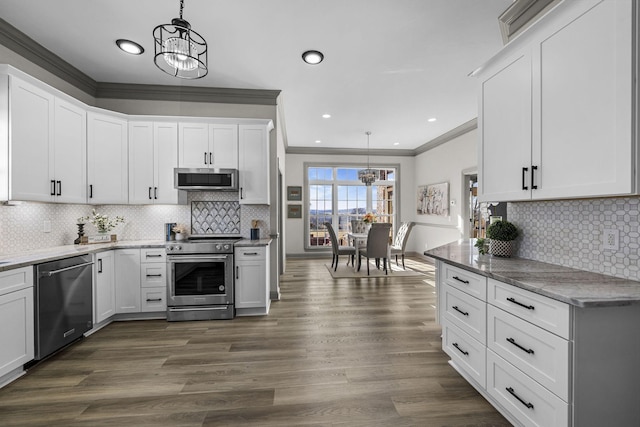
[166,236,241,321]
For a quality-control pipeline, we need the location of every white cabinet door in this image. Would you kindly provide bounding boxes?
[238,125,270,205]
[87,112,128,204]
[235,247,268,311]
[0,267,34,378]
[178,122,209,168]
[533,0,633,199]
[53,98,86,203]
[478,50,532,202]
[211,124,238,169]
[128,121,155,204]
[114,249,141,314]
[154,122,179,204]
[94,251,115,324]
[9,76,53,202]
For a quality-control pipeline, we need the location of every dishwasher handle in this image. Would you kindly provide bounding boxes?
[39,261,94,277]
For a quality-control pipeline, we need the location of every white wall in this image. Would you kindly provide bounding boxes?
[284,153,415,256]
[409,128,478,254]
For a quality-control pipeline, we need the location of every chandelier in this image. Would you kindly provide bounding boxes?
[153,0,208,79]
[358,131,379,186]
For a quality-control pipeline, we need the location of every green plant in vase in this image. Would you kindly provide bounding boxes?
[486,220,519,257]
[80,209,125,234]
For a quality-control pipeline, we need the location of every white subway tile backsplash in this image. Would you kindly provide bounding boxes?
[509,197,640,281]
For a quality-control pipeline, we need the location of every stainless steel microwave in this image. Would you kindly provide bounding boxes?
[174,168,239,191]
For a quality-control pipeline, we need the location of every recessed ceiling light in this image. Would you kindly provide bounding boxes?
[393,142,400,146]
[428,117,437,122]
[302,50,324,65]
[322,113,331,119]
[116,39,144,55]
[315,140,322,144]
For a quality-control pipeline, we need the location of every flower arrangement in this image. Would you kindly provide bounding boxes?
[172,224,187,234]
[362,212,376,224]
[80,209,125,233]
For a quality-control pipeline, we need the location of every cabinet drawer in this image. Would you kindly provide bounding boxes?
[140,248,166,263]
[235,246,265,261]
[487,350,568,427]
[488,279,570,339]
[442,263,486,301]
[442,320,486,389]
[488,305,569,401]
[141,287,166,312]
[141,264,166,288]
[0,267,33,296]
[443,284,486,344]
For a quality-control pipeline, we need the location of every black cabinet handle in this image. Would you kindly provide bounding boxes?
[452,276,469,284]
[452,305,469,316]
[242,252,259,256]
[204,152,208,165]
[146,298,163,302]
[531,165,538,190]
[146,254,163,258]
[240,187,244,199]
[98,258,103,273]
[209,152,212,164]
[50,180,56,196]
[154,187,158,199]
[506,297,535,310]
[236,266,239,280]
[146,274,163,278]
[89,184,93,199]
[506,387,534,409]
[56,180,61,196]
[452,342,469,356]
[148,187,152,200]
[506,337,535,354]
[522,167,528,190]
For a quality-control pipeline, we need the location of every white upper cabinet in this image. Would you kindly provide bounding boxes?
[238,124,270,205]
[87,111,128,205]
[3,75,86,203]
[478,0,635,202]
[129,121,182,204]
[178,122,238,169]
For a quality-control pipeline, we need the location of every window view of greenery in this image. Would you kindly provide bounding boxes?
[307,166,396,249]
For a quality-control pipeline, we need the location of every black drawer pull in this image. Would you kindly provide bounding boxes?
[146,274,163,277]
[243,252,259,256]
[452,342,469,356]
[522,167,528,190]
[146,298,163,302]
[506,297,535,310]
[531,165,538,190]
[506,387,534,409]
[452,276,469,284]
[506,337,534,354]
[452,305,469,316]
[146,254,163,258]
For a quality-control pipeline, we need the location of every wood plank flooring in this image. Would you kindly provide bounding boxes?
[0,257,510,426]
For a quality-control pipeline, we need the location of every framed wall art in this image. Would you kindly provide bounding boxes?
[417,182,449,216]
[287,186,302,201]
[287,204,302,218]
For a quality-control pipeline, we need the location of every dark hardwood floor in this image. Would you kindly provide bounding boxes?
[0,256,510,426]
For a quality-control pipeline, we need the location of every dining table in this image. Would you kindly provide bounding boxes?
[347,232,392,273]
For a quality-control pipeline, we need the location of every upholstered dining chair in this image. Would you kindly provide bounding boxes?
[358,223,392,275]
[324,222,355,271]
[351,219,369,234]
[390,222,414,269]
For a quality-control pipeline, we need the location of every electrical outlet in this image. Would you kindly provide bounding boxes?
[43,220,51,233]
[603,228,619,251]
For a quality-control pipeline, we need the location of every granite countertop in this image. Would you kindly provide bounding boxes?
[0,240,165,272]
[425,239,640,308]
[235,238,272,247]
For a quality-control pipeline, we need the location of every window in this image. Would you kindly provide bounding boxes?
[306,165,397,249]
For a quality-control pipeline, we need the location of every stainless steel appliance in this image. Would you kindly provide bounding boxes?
[174,168,238,191]
[166,237,240,321]
[34,255,93,360]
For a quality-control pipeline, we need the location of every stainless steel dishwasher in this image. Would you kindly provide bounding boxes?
[35,254,93,360]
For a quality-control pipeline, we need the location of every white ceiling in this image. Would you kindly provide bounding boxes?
[0,0,512,151]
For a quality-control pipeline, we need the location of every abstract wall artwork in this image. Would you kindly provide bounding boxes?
[417,182,449,216]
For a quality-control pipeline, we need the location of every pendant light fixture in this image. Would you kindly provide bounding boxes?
[358,131,380,186]
[153,0,208,79]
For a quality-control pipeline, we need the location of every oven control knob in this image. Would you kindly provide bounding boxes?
[223,244,230,250]
[215,244,222,250]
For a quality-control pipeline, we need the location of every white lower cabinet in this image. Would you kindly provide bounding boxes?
[442,321,486,388]
[114,249,141,314]
[140,248,166,313]
[94,251,115,324]
[234,245,270,315]
[0,267,34,380]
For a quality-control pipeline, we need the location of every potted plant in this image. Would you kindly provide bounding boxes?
[474,238,488,255]
[172,224,187,241]
[486,220,519,257]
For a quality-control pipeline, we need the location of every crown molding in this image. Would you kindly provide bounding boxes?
[96,83,280,105]
[413,118,477,155]
[498,0,561,44]
[286,146,416,157]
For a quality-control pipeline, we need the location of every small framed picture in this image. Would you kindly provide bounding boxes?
[287,204,302,218]
[287,186,302,201]
[490,216,503,224]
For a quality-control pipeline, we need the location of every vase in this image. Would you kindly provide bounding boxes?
[175,233,185,241]
[489,239,514,257]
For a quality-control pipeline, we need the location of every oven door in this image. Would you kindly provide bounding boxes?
[167,254,234,307]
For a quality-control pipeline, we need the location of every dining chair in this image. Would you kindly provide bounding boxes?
[358,223,392,275]
[324,222,355,271]
[390,222,415,269]
[351,220,369,234]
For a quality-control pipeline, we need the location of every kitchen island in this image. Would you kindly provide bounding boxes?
[425,239,640,427]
